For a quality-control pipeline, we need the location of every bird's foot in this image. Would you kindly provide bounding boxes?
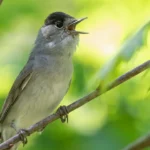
[17,129,30,146]
[56,105,69,123]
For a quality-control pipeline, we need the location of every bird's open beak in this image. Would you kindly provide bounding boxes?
[67,17,88,34]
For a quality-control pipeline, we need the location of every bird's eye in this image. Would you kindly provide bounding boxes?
[55,21,63,28]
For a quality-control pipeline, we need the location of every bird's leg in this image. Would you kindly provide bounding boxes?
[11,121,30,146]
[17,129,30,146]
[37,105,69,133]
[39,105,69,132]
[56,105,69,123]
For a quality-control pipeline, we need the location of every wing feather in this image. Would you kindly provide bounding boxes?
[0,63,33,123]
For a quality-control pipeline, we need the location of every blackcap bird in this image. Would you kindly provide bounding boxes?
[0,12,87,150]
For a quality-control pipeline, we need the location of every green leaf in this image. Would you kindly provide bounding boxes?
[97,21,150,87]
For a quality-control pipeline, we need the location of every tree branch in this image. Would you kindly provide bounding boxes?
[0,60,150,150]
[123,133,150,150]
[0,0,3,5]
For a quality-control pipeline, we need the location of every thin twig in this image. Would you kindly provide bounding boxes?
[123,133,150,150]
[0,0,3,5]
[0,60,150,150]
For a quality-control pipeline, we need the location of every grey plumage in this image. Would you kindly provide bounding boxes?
[0,12,87,150]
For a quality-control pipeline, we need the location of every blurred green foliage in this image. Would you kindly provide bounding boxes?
[0,0,150,150]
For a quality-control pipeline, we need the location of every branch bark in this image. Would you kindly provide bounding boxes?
[0,60,150,150]
[123,133,150,150]
[0,0,3,5]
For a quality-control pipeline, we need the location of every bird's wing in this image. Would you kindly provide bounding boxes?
[0,63,33,123]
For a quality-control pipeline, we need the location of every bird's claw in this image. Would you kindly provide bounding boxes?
[56,105,69,123]
[18,129,30,146]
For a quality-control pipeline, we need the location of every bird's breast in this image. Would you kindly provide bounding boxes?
[5,58,73,129]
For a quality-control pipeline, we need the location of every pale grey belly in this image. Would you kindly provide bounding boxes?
[4,72,71,130]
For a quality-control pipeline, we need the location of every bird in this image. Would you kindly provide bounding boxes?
[0,12,87,150]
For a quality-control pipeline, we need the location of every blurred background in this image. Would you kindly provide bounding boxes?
[0,0,150,150]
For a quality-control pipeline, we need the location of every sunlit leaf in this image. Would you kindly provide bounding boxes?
[97,21,150,86]
[119,21,150,60]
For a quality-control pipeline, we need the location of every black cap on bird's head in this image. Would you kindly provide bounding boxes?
[44,12,88,34]
[45,12,74,26]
